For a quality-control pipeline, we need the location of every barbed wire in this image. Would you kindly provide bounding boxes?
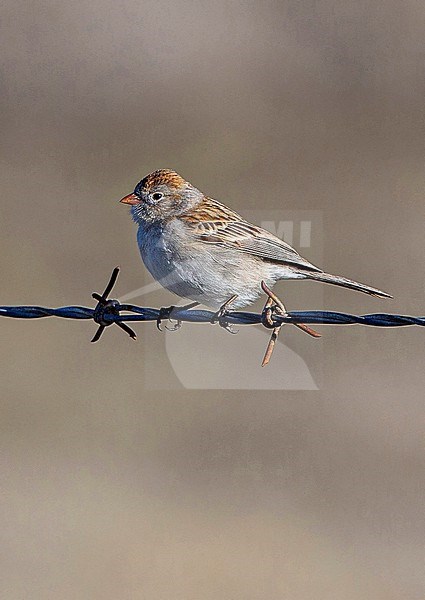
[1,267,423,364]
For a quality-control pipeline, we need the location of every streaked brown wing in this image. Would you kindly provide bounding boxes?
[182,199,322,272]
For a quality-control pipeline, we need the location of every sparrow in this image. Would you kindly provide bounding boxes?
[120,169,392,310]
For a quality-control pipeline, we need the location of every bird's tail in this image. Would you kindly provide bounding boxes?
[307,271,393,298]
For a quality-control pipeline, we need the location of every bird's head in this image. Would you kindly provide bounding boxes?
[120,169,203,224]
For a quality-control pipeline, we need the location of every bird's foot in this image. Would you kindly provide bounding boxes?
[260,281,321,366]
[156,306,180,331]
[210,294,239,334]
[156,301,199,331]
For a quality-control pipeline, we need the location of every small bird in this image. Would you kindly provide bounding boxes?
[120,169,392,310]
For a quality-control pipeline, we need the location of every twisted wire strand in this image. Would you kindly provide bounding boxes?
[1,267,423,344]
[0,304,424,328]
[3,267,418,365]
[0,306,94,319]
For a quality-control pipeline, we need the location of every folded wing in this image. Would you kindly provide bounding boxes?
[182,199,322,272]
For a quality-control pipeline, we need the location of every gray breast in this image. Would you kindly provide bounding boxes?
[137,221,204,299]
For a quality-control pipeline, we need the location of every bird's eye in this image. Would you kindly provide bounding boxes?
[151,192,163,201]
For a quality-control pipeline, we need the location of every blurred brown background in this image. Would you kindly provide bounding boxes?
[1,1,424,598]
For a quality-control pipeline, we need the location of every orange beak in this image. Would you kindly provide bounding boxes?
[120,193,141,205]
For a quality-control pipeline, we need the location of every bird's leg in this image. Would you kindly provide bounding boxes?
[261,281,321,337]
[260,281,321,366]
[261,290,285,366]
[156,301,199,331]
[156,306,174,331]
[210,294,239,334]
[210,294,238,323]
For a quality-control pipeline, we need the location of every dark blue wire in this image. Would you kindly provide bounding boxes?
[0,304,424,328]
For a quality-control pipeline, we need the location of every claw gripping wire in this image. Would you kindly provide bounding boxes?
[1,267,425,364]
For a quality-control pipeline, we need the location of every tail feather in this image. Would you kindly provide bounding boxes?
[308,271,393,298]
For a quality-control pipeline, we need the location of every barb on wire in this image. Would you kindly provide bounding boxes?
[0,267,424,364]
[91,266,136,342]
